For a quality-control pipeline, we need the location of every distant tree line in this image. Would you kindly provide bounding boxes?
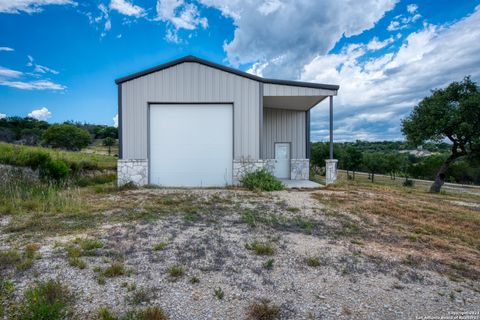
[0,117,118,151]
[311,141,480,185]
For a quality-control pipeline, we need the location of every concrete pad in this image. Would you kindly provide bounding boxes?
[280,179,323,189]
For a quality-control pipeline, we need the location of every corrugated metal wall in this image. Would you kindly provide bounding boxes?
[261,108,306,159]
[121,62,260,160]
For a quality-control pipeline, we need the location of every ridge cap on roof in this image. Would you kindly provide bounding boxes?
[115,55,339,91]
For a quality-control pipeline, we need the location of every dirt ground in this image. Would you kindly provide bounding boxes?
[1,185,480,319]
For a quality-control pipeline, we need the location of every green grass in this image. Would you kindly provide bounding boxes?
[305,256,322,267]
[0,279,15,317]
[103,262,126,277]
[19,280,73,320]
[69,257,87,269]
[263,258,274,270]
[167,266,185,278]
[246,299,281,320]
[124,306,169,320]
[0,246,39,271]
[245,241,275,256]
[189,276,200,284]
[152,242,168,251]
[0,142,117,171]
[214,287,224,300]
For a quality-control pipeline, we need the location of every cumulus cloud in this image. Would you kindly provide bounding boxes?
[109,0,144,17]
[156,0,208,42]
[0,47,14,52]
[0,0,76,14]
[199,0,398,78]
[113,114,118,127]
[27,107,52,121]
[301,6,480,141]
[0,113,6,119]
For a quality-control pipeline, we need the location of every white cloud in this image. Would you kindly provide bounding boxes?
[109,0,144,17]
[0,47,14,52]
[156,0,208,41]
[407,4,418,14]
[0,79,66,90]
[113,114,118,127]
[258,0,284,15]
[97,3,111,37]
[26,55,59,75]
[34,64,59,74]
[199,0,398,79]
[387,4,421,31]
[0,113,6,119]
[165,29,181,43]
[0,0,76,14]
[301,5,480,141]
[366,36,394,50]
[28,107,52,121]
[0,66,23,78]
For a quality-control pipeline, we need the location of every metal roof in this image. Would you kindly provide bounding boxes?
[115,55,339,91]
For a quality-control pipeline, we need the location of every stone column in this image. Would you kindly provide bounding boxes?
[325,159,338,185]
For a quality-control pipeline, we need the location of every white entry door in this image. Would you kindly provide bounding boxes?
[274,143,290,179]
[149,104,233,187]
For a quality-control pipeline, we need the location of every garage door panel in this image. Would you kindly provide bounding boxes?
[149,104,233,187]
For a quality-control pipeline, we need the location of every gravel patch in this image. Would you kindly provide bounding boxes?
[2,188,479,319]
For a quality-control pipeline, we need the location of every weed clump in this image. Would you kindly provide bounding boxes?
[167,266,185,278]
[241,169,284,192]
[247,298,281,320]
[19,280,73,320]
[245,241,275,256]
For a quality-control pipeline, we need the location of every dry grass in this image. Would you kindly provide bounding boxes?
[312,181,480,282]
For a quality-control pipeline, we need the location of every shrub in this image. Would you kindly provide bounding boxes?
[39,159,70,182]
[241,169,284,191]
[42,124,91,151]
[403,179,415,187]
[20,150,51,170]
[20,280,73,320]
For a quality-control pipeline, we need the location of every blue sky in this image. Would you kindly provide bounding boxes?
[1,0,479,141]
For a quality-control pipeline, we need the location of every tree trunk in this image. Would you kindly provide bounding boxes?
[429,154,457,193]
[371,172,375,183]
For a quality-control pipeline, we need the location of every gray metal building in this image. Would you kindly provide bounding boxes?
[115,55,338,187]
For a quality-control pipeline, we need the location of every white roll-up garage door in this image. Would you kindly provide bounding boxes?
[149,104,233,187]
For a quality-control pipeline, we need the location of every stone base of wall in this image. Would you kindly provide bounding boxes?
[118,159,148,186]
[233,158,275,183]
[290,159,310,180]
[233,158,310,183]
